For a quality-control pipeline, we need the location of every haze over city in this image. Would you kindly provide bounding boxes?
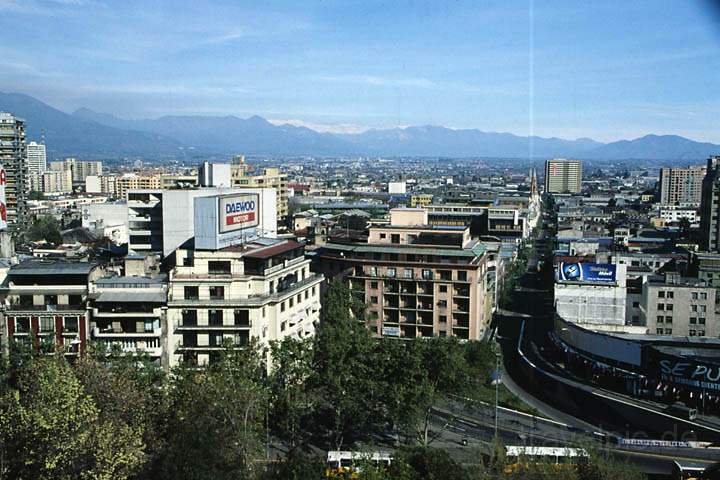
[1,0,720,142]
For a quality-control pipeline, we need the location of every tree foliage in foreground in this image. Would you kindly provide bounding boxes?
[0,281,645,479]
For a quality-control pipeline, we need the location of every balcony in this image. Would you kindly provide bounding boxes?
[94,338,162,356]
[92,327,161,338]
[92,307,159,318]
[8,284,86,294]
[8,303,86,313]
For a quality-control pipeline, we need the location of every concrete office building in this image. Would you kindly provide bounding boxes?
[700,156,720,252]
[0,112,29,227]
[127,188,276,257]
[544,159,582,194]
[231,155,288,219]
[641,273,717,337]
[659,165,706,206]
[26,141,46,174]
[314,208,493,340]
[554,262,628,329]
[86,174,118,196]
[198,161,231,188]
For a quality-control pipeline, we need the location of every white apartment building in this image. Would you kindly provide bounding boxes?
[166,238,323,368]
[26,141,46,174]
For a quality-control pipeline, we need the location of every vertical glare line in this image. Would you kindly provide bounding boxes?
[529,0,535,160]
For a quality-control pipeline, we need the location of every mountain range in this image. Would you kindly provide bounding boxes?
[1,91,719,161]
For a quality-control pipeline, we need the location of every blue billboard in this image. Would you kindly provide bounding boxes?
[559,262,616,283]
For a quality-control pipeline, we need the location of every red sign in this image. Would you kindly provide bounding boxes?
[226,212,255,227]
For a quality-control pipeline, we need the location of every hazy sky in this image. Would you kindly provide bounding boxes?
[1,0,719,142]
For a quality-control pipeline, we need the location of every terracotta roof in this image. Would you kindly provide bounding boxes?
[243,240,302,259]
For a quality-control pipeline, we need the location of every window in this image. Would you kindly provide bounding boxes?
[40,317,54,332]
[391,234,400,244]
[209,286,225,300]
[297,294,302,303]
[438,300,448,308]
[183,255,194,267]
[370,281,378,289]
[305,291,309,300]
[16,317,30,333]
[370,266,378,277]
[19,295,33,307]
[289,297,294,308]
[457,271,467,281]
[182,309,197,326]
[281,321,286,331]
[387,268,396,278]
[658,291,665,298]
[656,315,664,323]
[689,330,696,336]
[439,315,447,323]
[404,268,413,279]
[209,310,223,326]
[690,317,697,324]
[281,302,286,312]
[371,296,378,304]
[657,304,665,311]
[692,292,699,300]
[68,294,82,306]
[664,328,673,335]
[667,291,674,299]
[64,316,79,333]
[666,304,673,311]
[422,269,432,279]
[656,328,664,334]
[632,301,639,308]
[665,316,673,323]
[700,305,707,313]
[184,286,199,300]
[380,233,386,239]
[701,292,708,300]
[691,304,698,312]
[210,332,224,347]
[439,285,448,293]
[234,310,250,327]
[699,330,706,336]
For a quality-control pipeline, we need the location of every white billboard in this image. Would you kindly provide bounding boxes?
[0,166,7,231]
[218,194,259,233]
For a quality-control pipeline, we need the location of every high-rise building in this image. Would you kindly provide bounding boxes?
[544,159,582,194]
[50,158,102,183]
[29,169,73,194]
[231,155,288,219]
[700,156,720,252]
[659,165,706,206]
[0,112,29,228]
[26,141,46,174]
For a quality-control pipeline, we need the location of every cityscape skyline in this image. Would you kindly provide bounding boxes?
[1,1,719,143]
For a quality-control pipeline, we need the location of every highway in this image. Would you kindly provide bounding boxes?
[490,228,720,474]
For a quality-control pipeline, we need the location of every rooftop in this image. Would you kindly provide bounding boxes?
[10,259,99,276]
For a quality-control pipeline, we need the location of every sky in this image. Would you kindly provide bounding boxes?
[1,0,720,142]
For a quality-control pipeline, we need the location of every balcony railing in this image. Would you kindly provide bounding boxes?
[92,327,162,337]
[8,303,86,312]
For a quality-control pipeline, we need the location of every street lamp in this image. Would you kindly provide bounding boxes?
[491,352,502,440]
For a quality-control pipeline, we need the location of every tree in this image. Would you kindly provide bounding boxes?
[267,336,316,450]
[27,215,63,245]
[308,280,382,449]
[0,356,145,480]
[160,342,268,480]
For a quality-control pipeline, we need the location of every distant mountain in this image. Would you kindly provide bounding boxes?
[583,134,720,161]
[73,108,356,156]
[2,92,719,160]
[337,125,604,158]
[0,92,181,158]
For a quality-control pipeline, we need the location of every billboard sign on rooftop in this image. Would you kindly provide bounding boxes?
[218,194,259,233]
[559,262,616,283]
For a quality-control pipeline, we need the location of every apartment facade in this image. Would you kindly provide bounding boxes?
[29,169,73,194]
[2,259,103,356]
[700,156,720,252]
[231,155,288,219]
[544,159,582,194]
[88,274,167,366]
[167,238,323,367]
[313,208,492,340]
[26,141,46,174]
[50,158,103,183]
[116,174,162,200]
[0,112,29,228]
[659,165,705,206]
[641,274,717,337]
